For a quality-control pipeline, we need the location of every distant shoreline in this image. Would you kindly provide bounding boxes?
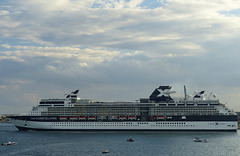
[0,121,11,123]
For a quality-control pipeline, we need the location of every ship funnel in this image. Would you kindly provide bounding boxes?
[69,90,79,103]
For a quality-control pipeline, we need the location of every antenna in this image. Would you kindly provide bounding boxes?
[184,85,187,100]
[208,92,212,100]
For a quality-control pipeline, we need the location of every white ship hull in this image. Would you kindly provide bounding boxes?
[9,118,237,131]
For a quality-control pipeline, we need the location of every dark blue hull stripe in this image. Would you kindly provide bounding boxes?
[8,115,238,122]
[16,126,237,132]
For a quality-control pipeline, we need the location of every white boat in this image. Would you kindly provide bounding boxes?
[1,141,18,146]
[102,150,110,153]
[194,137,202,142]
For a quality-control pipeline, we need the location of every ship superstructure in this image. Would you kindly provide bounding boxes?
[8,86,237,131]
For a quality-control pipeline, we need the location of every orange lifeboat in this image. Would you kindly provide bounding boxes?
[88,116,96,120]
[59,117,67,120]
[128,116,136,120]
[79,116,86,120]
[119,116,127,120]
[69,117,77,120]
[157,116,165,120]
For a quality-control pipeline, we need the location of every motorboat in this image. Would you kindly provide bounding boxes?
[127,138,134,142]
[194,137,202,142]
[1,141,18,146]
[102,150,110,154]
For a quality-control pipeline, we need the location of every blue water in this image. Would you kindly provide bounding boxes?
[0,123,240,156]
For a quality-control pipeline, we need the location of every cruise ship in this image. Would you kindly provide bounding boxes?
[8,86,238,131]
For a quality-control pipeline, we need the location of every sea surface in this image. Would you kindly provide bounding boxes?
[0,123,240,156]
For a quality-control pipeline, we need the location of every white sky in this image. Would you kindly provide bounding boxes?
[0,0,240,114]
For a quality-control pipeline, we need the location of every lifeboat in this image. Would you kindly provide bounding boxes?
[69,117,77,120]
[119,116,127,120]
[156,116,165,120]
[88,116,96,120]
[59,117,67,120]
[128,116,136,120]
[79,116,86,120]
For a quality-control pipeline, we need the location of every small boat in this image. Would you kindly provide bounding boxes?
[127,138,134,142]
[102,150,110,154]
[194,137,202,142]
[1,141,18,146]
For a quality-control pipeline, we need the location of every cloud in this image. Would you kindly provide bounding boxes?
[1,0,240,113]
[0,45,129,66]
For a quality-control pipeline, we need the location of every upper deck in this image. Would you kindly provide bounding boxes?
[27,86,236,117]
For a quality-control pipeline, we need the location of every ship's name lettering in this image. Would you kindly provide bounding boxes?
[31,117,57,120]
